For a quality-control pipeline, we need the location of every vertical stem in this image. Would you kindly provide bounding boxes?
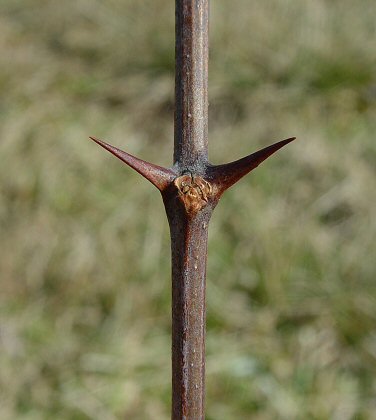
[175,0,209,168]
[166,204,211,419]
[91,2,295,419]
[173,1,210,417]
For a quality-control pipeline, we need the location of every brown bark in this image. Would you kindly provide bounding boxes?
[89,1,296,418]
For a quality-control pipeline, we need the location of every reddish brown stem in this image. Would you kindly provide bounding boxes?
[89,1,296,418]
[174,0,209,169]
[163,198,213,419]
[171,1,210,417]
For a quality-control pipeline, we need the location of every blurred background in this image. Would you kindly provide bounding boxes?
[1,0,375,418]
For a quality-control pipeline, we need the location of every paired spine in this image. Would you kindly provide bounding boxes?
[90,1,295,418]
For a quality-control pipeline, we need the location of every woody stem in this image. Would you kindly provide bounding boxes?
[174,0,209,169]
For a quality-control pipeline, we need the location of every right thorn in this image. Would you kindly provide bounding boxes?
[208,137,296,195]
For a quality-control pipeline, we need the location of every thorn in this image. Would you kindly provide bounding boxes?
[89,136,176,192]
[208,137,296,195]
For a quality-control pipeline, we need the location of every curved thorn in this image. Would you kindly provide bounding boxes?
[89,136,176,192]
[208,137,296,195]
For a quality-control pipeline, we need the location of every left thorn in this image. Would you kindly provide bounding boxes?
[89,136,176,192]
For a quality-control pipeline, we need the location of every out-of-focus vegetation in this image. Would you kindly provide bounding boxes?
[1,0,375,418]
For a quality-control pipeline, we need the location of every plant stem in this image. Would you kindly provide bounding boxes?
[165,203,212,419]
[174,0,209,169]
[171,1,210,417]
[90,1,296,418]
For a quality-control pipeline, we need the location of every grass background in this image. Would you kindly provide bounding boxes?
[1,0,375,418]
